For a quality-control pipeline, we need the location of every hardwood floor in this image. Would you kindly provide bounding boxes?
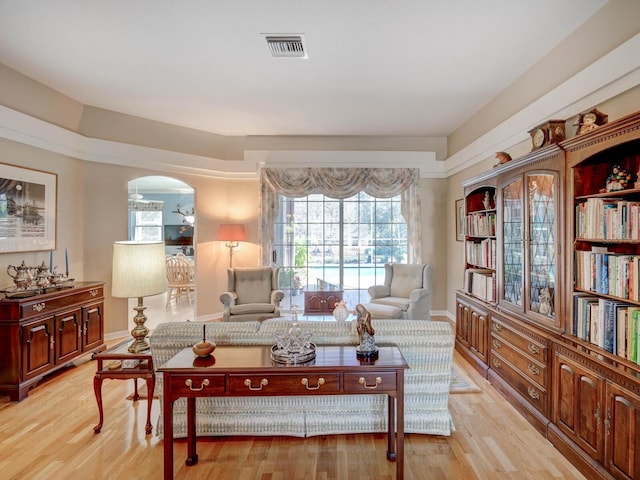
[0,344,586,480]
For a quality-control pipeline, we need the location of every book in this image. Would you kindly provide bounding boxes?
[628,307,640,363]
[615,304,629,357]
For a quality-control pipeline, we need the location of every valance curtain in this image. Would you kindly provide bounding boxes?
[259,167,422,265]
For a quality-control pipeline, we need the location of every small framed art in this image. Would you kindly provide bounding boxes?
[0,163,56,253]
[455,198,465,242]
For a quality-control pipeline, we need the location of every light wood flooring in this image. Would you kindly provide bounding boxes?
[0,339,587,480]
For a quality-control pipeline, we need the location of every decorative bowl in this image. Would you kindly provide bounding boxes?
[192,341,216,357]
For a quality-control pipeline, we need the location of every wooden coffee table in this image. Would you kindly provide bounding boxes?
[159,344,409,479]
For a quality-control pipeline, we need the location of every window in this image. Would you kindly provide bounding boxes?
[274,192,408,309]
[132,211,163,241]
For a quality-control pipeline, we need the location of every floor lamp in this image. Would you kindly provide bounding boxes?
[216,224,246,268]
[112,241,167,353]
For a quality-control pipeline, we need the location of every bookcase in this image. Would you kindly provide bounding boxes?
[462,184,497,303]
[456,111,640,479]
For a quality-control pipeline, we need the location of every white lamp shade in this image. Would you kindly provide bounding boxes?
[112,241,168,298]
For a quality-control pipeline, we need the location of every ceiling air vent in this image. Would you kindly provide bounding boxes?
[264,34,308,58]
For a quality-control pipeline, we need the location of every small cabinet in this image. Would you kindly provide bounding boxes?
[606,382,640,480]
[455,292,489,375]
[0,282,105,401]
[304,289,343,315]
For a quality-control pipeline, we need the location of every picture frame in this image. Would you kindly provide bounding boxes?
[455,198,465,242]
[0,163,57,253]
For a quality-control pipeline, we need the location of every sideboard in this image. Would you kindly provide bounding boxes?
[0,281,105,401]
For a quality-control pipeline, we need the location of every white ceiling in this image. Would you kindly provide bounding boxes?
[0,0,607,138]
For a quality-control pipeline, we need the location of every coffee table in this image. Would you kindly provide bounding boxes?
[159,344,409,479]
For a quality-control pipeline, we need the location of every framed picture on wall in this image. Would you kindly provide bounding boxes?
[0,163,56,253]
[455,198,465,242]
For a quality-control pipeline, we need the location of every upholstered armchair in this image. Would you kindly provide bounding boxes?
[367,263,432,319]
[219,267,284,322]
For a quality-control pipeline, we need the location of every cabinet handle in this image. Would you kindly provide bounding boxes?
[89,289,99,297]
[527,387,540,400]
[244,378,268,390]
[185,378,210,391]
[492,323,502,332]
[50,337,55,350]
[492,339,502,349]
[358,376,382,389]
[301,377,325,390]
[527,343,540,355]
[595,402,601,427]
[527,363,540,376]
[492,358,502,369]
[33,302,46,312]
[605,408,611,436]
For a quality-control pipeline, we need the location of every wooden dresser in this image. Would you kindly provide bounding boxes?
[0,281,105,401]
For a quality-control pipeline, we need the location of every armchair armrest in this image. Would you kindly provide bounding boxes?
[409,288,429,303]
[368,285,390,299]
[271,289,285,306]
[219,291,237,307]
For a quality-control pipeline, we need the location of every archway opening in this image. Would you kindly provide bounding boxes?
[127,176,195,328]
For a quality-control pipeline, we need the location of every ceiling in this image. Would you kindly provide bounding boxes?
[0,0,607,138]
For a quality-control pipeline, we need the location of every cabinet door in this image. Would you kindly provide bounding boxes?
[606,382,640,480]
[55,308,82,363]
[501,176,524,308]
[470,308,488,362]
[527,172,559,328]
[553,352,604,462]
[325,293,341,312]
[456,300,471,347]
[304,293,325,314]
[21,316,55,380]
[82,302,104,351]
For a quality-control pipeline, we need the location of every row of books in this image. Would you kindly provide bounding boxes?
[465,237,497,269]
[465,212,496,237]
[576,198,640,240]
[463,268,496,303]
[575,250,640,301]
[573,293,640,363]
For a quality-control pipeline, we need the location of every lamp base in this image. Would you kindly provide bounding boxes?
[128,297,150,353]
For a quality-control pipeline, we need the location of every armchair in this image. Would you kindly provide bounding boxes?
[368,263,432,319]
[219,267,284,322]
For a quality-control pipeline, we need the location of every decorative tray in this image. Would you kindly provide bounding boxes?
[1,282,75,299]
[270,342,317,364]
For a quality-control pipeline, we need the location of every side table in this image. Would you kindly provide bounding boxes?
[93,341,155,434]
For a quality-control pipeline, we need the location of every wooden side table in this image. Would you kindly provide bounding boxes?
[93,342,155,434]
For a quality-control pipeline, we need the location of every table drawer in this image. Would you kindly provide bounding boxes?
[343,372,397,393]
[491,319,546,361]
[490,351,547,416]
[229,373,341,395]
[490,335,546,388]
[169,374,226,397]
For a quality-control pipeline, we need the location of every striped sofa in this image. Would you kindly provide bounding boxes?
[149,319,455,439]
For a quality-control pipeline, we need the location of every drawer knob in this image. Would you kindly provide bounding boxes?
[492,358,502,369]
[358,376,382,389]
[244,378,268,391]
[492,323,502,332]
[527,387,540,400]
[301,377,325,390]
[527,343,540,355]
[527,363,540,376]
[492,339,502,349]
[185,378,210,391]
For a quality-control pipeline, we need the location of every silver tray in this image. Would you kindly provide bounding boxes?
[271,342,316,364]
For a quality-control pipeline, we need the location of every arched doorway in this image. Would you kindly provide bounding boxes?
[128,176,196,328]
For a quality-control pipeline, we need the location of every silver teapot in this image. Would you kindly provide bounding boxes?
[7,261,33,289]
[34,261,51,289]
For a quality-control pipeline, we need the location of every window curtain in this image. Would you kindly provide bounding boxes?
[259,167,422,265]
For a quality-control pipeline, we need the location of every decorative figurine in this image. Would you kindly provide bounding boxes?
[576,109,608,135]
[482,191,492,210]
[538,286,552,316]
[355,304,378,358]
[494,151,512,167]
[600,165,632,193]
[635,169,640,189]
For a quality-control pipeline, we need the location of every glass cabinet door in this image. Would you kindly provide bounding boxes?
[502,178,523,306]
[527,173,556,319]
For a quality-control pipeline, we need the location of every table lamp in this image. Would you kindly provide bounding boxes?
[216,223,246,267]
[112,241,167,353]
